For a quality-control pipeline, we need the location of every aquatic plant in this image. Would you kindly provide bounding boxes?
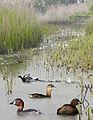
[40,24,60,37]
[2,61,30,94]
[88,107,91,120]
[89,4,93,14]
[86,20,93,35]
[0,4,42,54]
[49,34,93,71]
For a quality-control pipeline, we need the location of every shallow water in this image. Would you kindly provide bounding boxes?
[0,52,93,120]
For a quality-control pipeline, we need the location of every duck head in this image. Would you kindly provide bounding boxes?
[46,84,56,97]
[70,98,81,106]
[10,98,24,112]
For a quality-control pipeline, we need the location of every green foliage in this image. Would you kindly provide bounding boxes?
[90,4,93,12]
[88,107,91,120]
[50,35,93,71]
[0,6,42,54]
[70,13,92,21]
[91,108,93,113]
[41,24,60,36]
[69,36,93,68]
[86,20,93,35]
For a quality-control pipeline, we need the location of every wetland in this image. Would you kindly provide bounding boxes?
[0,1,93,120]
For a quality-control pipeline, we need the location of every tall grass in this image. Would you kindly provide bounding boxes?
[40,24,61,37]
[38,3,89,24]
[86,20,93,35]
[0,4,42,54]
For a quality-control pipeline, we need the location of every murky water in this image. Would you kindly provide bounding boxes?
[0,51,93,120]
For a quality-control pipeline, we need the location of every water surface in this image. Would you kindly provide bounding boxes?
[0,52,93,120]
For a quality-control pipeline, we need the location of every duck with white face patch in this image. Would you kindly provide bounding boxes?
[10,98,41,115]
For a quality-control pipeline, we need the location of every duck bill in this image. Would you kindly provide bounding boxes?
[10,100,15,105]
[10,101,14,105]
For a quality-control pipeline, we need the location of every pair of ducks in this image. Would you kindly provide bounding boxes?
[10,84,81,115]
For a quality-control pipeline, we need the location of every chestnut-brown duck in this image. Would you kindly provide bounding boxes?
[57,98,81,115]
[10,98,41,114]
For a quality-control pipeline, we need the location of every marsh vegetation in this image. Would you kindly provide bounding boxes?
[0,4,43,54]
[0,1,93,120]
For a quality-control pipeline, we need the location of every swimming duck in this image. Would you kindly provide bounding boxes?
[57,98,81,115]
[18,74,39,83]
[28,84,56,98]
[10,98,41,114]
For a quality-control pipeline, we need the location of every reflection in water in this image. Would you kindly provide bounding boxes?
[0,62,29,95]
[0,52,93,120]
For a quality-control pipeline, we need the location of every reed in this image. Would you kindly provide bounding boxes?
[0,4,42,54]
[38,3,89,24]
[88,107,91,120]
[40,24,60,37]
[86,20,93,35]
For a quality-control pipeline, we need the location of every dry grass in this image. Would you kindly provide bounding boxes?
[37,3,89,23]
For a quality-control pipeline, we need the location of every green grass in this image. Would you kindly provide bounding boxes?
[49,34,93,71]
[68,36,93,69]
[70,12,92,21]
[86,20,93,35]
[0,5,42,54]
[0,4,61,54]
[40,24,61,37]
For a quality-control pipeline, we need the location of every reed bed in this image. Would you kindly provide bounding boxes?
[0,4,42,54]
[47,18,93,72]
[38,3,89,24]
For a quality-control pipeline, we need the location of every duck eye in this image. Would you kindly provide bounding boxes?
[78,101,80,104]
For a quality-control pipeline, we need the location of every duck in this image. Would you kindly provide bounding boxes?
[57,98,81,115]
[28,84,56,98]
[10,98,41,114]
[18,74,39,83]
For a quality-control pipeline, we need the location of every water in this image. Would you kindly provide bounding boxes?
[0,51,93,120]
[0,80,80,120]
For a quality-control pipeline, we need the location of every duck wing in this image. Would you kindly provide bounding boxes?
[23,75,35,83]
[25,77,36,83]
[57,104,78,115]
[23,109,41,114]
[29,93,47,98]
[17,109,41,116]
